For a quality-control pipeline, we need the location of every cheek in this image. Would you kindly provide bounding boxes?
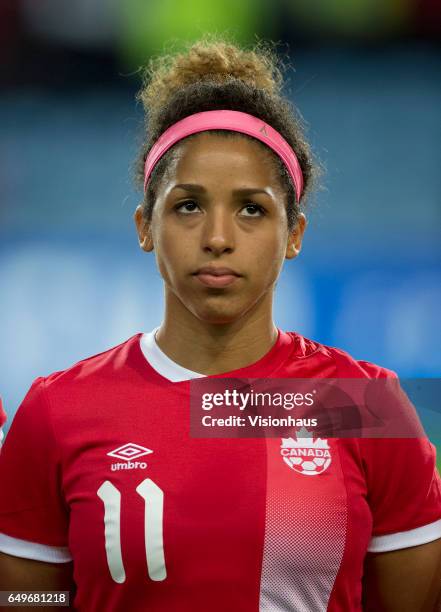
[153,224,193,280]
[252,232,287,278]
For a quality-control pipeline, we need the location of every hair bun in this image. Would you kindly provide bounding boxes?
[140,39,283,117]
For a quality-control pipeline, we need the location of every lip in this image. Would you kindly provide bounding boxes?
[193,266,242,288]
[194,266,241,277]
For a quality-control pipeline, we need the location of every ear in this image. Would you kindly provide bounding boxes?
[134,205,154,252]
[285,213,307,260]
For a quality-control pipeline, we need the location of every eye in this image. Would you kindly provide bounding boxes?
[239,203,266,217]
[175,200,200,214]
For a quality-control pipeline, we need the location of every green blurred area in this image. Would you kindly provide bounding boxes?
[117,0,415,68]
[118,0,277,67]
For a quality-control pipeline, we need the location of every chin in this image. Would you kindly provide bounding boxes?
[195,311,242,326]
[193,297,265,326]
[189,303,246,326]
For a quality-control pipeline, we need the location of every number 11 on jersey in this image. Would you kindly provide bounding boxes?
[97,479,167,583]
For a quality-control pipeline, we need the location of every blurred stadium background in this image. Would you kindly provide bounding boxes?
[0,0,440,448]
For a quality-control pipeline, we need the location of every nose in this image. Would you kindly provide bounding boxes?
[201,207,235,255]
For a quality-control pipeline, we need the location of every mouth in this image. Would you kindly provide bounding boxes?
[193,266,242,288]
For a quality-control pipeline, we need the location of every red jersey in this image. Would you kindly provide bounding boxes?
[1,329,440,611]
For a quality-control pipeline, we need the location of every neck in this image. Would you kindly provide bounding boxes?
[154,291,278,375]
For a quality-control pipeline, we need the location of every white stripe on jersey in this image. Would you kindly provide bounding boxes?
[367,517,441,552]
[0,532,73,563]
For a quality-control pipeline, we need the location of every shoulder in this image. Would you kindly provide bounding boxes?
[285,330,397,379]
[8,334,146,440]
[43,333,143,391]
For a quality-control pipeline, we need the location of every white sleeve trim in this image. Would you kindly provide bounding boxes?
[0,532,73,563]
[367,517,441,553]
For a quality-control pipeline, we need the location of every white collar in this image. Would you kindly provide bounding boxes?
[140,328,206,382]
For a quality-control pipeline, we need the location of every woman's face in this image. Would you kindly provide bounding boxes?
[135,133,306,325]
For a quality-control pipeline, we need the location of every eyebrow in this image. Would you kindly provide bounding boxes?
[171,183,271,197]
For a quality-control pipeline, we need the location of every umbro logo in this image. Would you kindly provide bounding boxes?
[108,443,153,471]
[108,443,153,461]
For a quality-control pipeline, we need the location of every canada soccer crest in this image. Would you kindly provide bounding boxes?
[281,427,331,476]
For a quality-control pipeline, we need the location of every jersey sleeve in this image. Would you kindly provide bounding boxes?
[0,378,72,562]
[361,436,441,552]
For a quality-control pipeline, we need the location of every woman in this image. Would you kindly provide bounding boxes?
[1,40,441,612]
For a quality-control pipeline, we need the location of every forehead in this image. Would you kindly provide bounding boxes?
[168,132,280,186]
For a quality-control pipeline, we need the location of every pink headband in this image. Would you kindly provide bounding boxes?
[143,110,304,201]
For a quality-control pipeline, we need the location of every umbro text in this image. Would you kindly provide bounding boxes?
[111,461,148,471]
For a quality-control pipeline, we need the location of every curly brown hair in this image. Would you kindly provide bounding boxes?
[135,38,321,232]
